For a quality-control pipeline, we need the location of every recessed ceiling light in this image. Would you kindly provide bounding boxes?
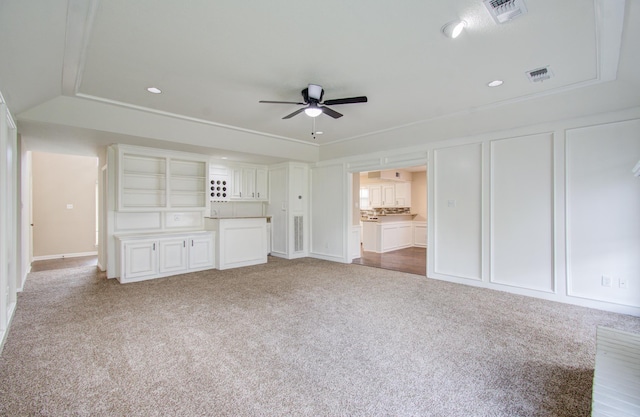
[441,20,467,39]
[487,80,504,87]
[315,131,324,135]
[146,87,162,94]
[221,157,228,160]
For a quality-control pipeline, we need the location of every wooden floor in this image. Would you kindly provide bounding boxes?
[30,255,98,272]
[352,246,426,276]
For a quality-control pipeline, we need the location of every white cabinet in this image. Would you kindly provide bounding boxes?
[159,238,188,274]
[370,186,382,207]
[188,235,215,269]
[361,182,412,208]
[413,222,427,247]
[266,162,309,260]
[255,167,268,200]
[117,146,208,211]
[395,182,412,207]
[116,232,215,283]
[362,220,413,253]
[230,165,268,201]
[205,217,267,270]
[382,185,395,207]
[123,240,159,280]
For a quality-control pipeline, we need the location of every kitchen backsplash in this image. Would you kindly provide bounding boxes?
[361,207,411,217]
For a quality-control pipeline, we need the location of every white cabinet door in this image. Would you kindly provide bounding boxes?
[397,223,413,247]
[395,182,411,207]
[159,238,188,274]
[381,226,398,252]
[230,168,243,199]
[255,167,268,200]
[382,185,395,207]
[124,240,159,280]
[370,186,382,207]
[242,167,256,198]
[189,234,215,270]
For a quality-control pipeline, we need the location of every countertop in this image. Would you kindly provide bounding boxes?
[205,216,271,222]
[361,214,417,223]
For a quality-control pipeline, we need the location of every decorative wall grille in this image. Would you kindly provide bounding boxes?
[294,216,304,252]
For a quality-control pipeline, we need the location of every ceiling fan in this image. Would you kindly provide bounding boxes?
[259,84,367,119]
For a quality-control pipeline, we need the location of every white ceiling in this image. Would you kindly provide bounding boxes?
[1,0,639,161]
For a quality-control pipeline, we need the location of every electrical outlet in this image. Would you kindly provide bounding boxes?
[601,276,612,287]
[619,277,628,289]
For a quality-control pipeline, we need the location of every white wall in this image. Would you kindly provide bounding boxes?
[310,108,640,316]
[565,119,640,307]
[310,164,347,262]
[490,133,554,292]
[432,143,482,280]
[31,152,98,259]
[0,94,18,350]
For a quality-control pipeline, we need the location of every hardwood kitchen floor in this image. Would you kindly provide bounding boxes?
[352,246,426,276]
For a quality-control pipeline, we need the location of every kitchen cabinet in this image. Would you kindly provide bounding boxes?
[159,238,188,274]
[122,240,159,281]
[370,186,382,207]
[362,219,414,253]
[394,182,411,207]
[230,166,268,201]
[413,222,427,247]
[205,217,267,269]
[188,234,215,269]
[382,185,395,207]
[361,181,411,208]
[116,231,215,283]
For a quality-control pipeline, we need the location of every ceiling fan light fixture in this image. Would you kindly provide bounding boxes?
[304,106,322,117]
[307,84,323,100]
[441,20,466,39]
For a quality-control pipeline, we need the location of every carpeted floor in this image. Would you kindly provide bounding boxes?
[1,257,639,416]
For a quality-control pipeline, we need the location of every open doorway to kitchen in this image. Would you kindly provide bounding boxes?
[30,152,99,271]
[351,166,427,275]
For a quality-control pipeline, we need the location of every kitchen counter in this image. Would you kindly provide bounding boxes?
[204,217,268,270]
[361,214,416,223]
[206,216,271,222]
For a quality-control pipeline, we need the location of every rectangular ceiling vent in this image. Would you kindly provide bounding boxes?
[526,66,553,83]
[483,0,528,24]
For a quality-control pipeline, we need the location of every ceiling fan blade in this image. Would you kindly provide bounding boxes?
[320,106,343,119]
[322,96,368,106]
[282,108,306,119]
[259,100,305,105]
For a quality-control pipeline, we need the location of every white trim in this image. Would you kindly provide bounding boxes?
[32,251,98,261]
[75,93,318,147]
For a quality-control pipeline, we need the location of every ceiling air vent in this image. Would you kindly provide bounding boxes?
[483,0,528,24]
[526,66,553,83]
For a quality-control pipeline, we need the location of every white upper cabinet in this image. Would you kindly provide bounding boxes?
[394,182,412,207]
[381,185,395,207]
[229,165,269,201]
[361,181,412,208]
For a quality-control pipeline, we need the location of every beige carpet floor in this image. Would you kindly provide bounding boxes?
[1,257,639,416]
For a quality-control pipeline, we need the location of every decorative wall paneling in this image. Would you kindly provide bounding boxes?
[432,143,483,280]
[565,119,640,308]
[490,133,555,292]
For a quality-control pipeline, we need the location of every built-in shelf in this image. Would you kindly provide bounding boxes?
[118,149,208,211]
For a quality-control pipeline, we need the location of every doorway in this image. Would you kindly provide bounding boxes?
[30,152,99,263]
[351,166,427,275]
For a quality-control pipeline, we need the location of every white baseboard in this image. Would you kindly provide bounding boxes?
[32,251,98,261]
